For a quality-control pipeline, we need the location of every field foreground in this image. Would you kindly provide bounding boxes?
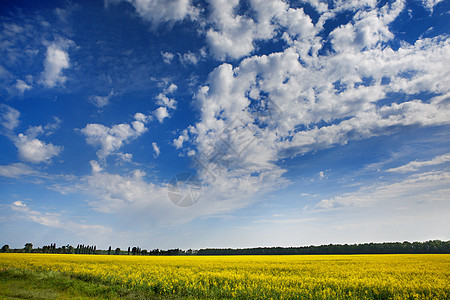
[0,253,449,299]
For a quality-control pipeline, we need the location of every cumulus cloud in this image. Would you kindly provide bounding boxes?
[81,114,149,160]
[181,2,450,202]
[90,160,103,173]
[154,106,169,123]
[205,0,315,60]
[15,133,63,163]
[330,0,405,52]
[0,107,63,163]
[155,93,177,109]
[40,41,72,88]
[123,0,198,26]
[0,104,20,131]
[173,129,188,149]
[153,82,177,123]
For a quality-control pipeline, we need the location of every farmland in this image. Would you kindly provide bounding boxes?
[0,253,449,299]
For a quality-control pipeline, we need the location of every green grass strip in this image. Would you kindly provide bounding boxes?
[0,268,188,300]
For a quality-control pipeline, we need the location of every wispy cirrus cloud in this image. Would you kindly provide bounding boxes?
[0,104,20,131]
[0,163,38,178]
[315,170,450,210]
[387,153,450,173]
[11,200,112,234]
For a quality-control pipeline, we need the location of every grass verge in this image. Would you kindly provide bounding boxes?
[0,268,187,300]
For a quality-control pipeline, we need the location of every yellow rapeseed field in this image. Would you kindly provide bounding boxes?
[0,253,448,299]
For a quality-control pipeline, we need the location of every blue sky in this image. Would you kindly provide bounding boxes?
[0,0,449,250]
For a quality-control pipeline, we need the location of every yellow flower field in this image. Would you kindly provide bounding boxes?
[0,253,448,299]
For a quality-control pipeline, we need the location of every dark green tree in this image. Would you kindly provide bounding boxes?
[24,243,33,253]
[1,244,10,253]
[108,246,111,255]
[115,247,121,255]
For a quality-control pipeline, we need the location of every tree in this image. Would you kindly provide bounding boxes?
[128,247,130,255]
[24,243,33,253]
[108,246,112,255]
[115,247,121,255]
[1,244,10,253]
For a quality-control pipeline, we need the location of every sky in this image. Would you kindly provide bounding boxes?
[0,0,449,250]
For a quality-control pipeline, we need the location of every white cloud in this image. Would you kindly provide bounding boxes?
[12,200,26,207]
[330,0,405,52]
[15,79,32,94]
[40,41,72,88]
[14,133,63,163]
[318,171,325,179]
[179,51,199,65]
[67,163,279,226]
[155,83,177,109]
[184,11,450,203]
[81,113,149,159]
[0,163,37,178]
[177,48,208,65]
[116,152,133,164]
[155,94,177,109]
[165,83,177,93]
[152,142,160,158]
[84,166,168,213]
[205,0,316,60]
[153,82,177,122]
[161,51,175,63]
[154,106,169,123]
[422,0,443,12]
[11,201,62,227]
[11,200,111,233]
[133,112,151,123]
[332,0,377,12]
[90,160,103,173]
[1,108,63,163]
[205,0,261,60]
[315,170,450,210]
[43,117,62,135]
[387,153,450,173]
[124,0,198,26]
[173,129,188,149]
[0,104,20,131]
[89,90,115,108]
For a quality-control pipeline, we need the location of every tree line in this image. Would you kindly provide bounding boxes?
[1,243,193,256]
[1,240,449,255]
[197,240,450,255]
